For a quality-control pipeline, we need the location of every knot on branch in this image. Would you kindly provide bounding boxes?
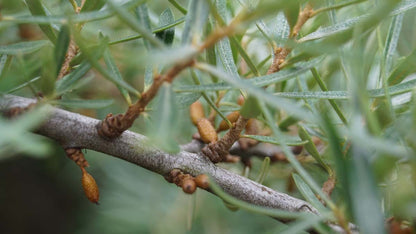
[202,116,249,163]
[202,142,228,163]
[65,148,89,168]
[97,113,131,139]
[3,102,36,118]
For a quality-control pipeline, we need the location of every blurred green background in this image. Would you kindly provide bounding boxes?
[2,0,416,233]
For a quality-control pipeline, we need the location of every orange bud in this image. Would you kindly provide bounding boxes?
[217,111,240,132]
[197,118,218,143]
[195,174,209,189]
[182,178,196,194]
[237,95,245,106]
[81,168,99,204]
[190,101,205,125]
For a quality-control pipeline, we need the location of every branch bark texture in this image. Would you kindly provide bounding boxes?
[0,95,317,215]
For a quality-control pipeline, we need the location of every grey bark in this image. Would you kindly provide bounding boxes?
[0,95,350,228]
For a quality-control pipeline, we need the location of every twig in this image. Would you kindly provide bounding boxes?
[57,0,84,80]
[97,21,240,139]
[97,59,195,138]
[266,4,314,74]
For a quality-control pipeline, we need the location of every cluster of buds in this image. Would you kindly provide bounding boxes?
[165,169,209,194]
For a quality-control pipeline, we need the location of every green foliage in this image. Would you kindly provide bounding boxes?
[2,0,416,233]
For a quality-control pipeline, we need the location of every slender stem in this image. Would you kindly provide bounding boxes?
[310,67,348,125]
[68,0,78,11]
[311,0,367,17]
[168,0,187,14]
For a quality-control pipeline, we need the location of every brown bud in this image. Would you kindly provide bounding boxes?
[217,111,240,132]
[190,101,205,125]
[182,178,196,194]
[195,174,209,189]
[197,118,218,143]
[237,95,245,106]
[81,168,99,204]
[225,154,240,163]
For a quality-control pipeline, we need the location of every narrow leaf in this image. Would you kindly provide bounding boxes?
[383,13,404,76]
[147,83,180,153]
[106,0,164,48]
[240,96,262,119]
[4,0,144,24]
[81,0,105,12]
[24,0,57,43]
[7,76,41,94]
[55,61,92,95]
[181,0,209,45]
[298,125,331,173]
[0,40,50,55]
[348,145,385,234]
[135,3,153,50]
[72,33,139,96]
[387,49,416,85]
[273,78,416,99]
[103,48,132,105]
[292,174,328,212]
[241,135,308,146]
[156,8,175,46]
[284,1,300,33]
[195,63,315,122]
[53,99,114,109]
[54,25,70,77]
[176,58,323,92]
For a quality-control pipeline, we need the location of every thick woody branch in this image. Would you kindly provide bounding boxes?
[0,95,317,216]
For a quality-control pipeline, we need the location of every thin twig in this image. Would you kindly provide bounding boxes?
[57,0,85,80]
[266,4,314,74]
[97,21,240,139]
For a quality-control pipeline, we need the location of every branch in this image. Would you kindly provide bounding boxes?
[0,95,316,213]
